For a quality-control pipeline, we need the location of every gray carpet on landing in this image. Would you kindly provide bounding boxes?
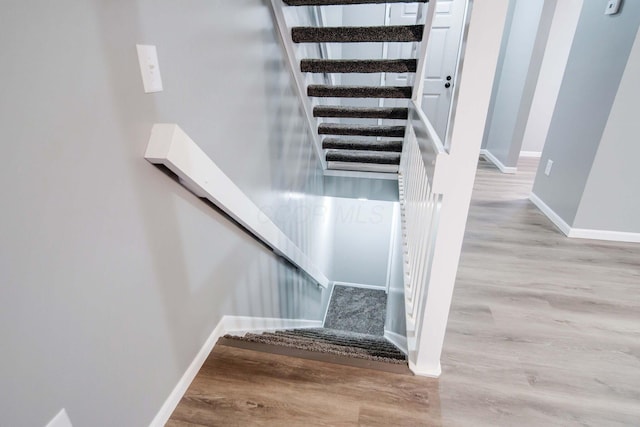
[324,285,387,335]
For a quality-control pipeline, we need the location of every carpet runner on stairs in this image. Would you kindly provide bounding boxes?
[223,328,406,364]
[322,138,403,152]
[286,0,428,172]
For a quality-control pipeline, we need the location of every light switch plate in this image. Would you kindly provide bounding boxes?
[544,160,553,176]
[605,0,621,15]
[136,44,163,93]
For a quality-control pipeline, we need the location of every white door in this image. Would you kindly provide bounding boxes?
[385,0,467,143]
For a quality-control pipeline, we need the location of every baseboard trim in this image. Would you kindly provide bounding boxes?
[45,409,73,427]
[224,316,323,335]
[333,281,387,292]
[529,192,572,235]
[529,192,640,243]
[149,315,322,427]
[569,228,640,243]
[479,149,517,174]
[519,151,542,158]
[383,329,408,355]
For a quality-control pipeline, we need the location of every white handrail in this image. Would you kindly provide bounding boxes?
[145,124,330,289]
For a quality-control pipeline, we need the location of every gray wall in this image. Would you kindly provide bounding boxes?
[532,0,640,226]
[0,1,330,426]
[573,25,640,232]
[328,198,395,287]
[484,0,546,166]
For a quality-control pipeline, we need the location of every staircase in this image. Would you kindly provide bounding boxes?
[285,0,430,174]
[223,285,409,373]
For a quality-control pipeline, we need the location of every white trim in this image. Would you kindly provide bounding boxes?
[529,192,572,235]
[145,124,329,288]
[529,192,640,243]
[327,162,399,174]
[519,151,542,158]
[383,329,408,355]
[149,318,226,427]
[568,228,640,243]
[322,283,336,326]
[224,316,323,336]
[46,409,73,427]
[385,203,399,294]
[479,149,517,174]
[408,360,442,378]
[323,169,398,181]
[150,315,322,427]
[333,281,387,292]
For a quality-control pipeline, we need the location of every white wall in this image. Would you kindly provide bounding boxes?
[0,1,330,425]
[520,0,583,155]
[328,197,395,287]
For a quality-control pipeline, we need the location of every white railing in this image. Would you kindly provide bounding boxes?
[398,100,450,376]
[144,124,330,289]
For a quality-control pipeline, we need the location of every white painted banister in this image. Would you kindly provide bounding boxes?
[399,1,510,377]
[144,123,330,289]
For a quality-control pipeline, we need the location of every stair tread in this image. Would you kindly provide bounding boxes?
[292,25,424,43]
[285,0,427,5]
[308,85,412,99]
[323,138,403,152]
[319,123,406,137]
[326,150,401,164]
[314,106,408,119]
[302,58,417,73]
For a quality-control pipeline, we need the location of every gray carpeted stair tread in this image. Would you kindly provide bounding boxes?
[251,332,404,359]
[301,59,417,74]
[222,327,406,364]
[319,123,406,137]
[292,25,424,43]
[314,106,408,119]
[285,0,427,5]
[308,85,412,99]
[323,138,403,152]
[326,150,401,165]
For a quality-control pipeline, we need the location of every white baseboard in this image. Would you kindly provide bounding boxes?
[569,228,640,243]
[519,151,542,158]
[149,315,322,427]
[46,409,73,427]
[529,192,640,243]
[479,149,517,174]
[383,329,408,355]
[333,281,387,292]
[529,192,572,235]
[224,316,323,335]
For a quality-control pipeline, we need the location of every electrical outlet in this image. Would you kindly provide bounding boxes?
[544,159,553,176]
[136,44,163,93]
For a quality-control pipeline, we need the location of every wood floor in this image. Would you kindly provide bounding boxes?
[168,158,640,426]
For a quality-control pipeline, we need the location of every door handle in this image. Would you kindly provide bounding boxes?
[445,75,452,89]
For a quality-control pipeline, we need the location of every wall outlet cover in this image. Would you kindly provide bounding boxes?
[544,159,553,176]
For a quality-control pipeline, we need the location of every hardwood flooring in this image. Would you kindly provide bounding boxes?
[168,158,640,426]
